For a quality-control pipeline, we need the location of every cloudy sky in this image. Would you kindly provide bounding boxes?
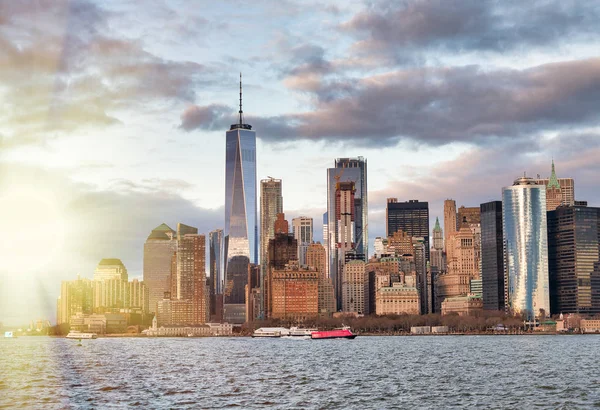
[1,0,599,324]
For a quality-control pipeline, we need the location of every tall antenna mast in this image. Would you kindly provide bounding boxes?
[239,72,243,126]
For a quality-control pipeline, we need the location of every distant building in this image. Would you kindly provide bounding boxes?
[431,217,445,272]
[260,177,283,319]
[306,242,334,316]
[503,176,550,319]
[175,224,207,324]
[444,199,457,256]
[342,260,368,314]
[441,295,483,316]
[326,158,368,311]
[270,263,319,321]
[480,201,505,311]
[457,206,481,225]
[386,199,430,262]
[57,276,94,325]
[292,216,313,266]
[533,160,575,211]
[266,219,298,318]
[208,229,224,320]
[94,259,128,281]
[376,282,420,315]
[143,223,177,314]
[548,204,600,315]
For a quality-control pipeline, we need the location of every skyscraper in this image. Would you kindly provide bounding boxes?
[326,158,367,303]
[265,216,298,318]
[444,199,457,255]
[260,177,283,319]
[386,199,430,262]
[208,229,223,318]
[143,223,177,314]
[502,176,550,319]
[260,178,283,266]
[176,224,206,324]
[223,75,257,323]
[480,201,505,311]
[548,203,600,315]
[94,259,128,282]
[431,217,444,271]
[533,160,575,211]
[292,216,313,265]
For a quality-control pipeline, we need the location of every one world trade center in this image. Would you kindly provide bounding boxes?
[223,74,257,323]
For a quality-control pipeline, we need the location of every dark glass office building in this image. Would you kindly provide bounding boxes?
[480,201,505,311]
[547,204,600,315]
[386,199,430,261]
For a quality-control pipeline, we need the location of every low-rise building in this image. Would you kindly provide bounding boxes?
[376,283,420,315]
[411,326,431,334]
[441,295,483,316]
[581,319,600,333]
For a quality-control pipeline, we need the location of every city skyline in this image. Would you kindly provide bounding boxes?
[1,1,600,325]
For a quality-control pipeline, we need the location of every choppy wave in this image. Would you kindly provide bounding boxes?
[1,335,600,409]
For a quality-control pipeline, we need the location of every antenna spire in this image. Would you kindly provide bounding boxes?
[239,72,243,126]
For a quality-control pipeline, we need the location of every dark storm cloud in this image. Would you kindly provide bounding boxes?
[342,0,600,58]
[181,58,600,147]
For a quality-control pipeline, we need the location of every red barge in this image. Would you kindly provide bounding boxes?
[311,326,356,340]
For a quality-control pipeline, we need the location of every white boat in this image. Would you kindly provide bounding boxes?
[66,331,97,339]
[282,327,317,339]
[252,327,290,338]
[4,331,16,338]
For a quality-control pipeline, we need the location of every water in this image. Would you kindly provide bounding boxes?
[1,335,599,409]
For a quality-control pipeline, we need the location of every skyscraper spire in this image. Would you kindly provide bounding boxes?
[239,72,243,126]
[433,216,441,232]
[230,73,251,130]
[548,159,560,189]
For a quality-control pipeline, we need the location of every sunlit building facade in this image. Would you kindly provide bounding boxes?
[502,176,550,319]
[94,259,128,282]
[223,78,257,323]
[143,223,177,314]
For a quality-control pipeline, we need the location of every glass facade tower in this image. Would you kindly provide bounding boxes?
[480,201,505,311]
[502,177,550,319]
[223,77,257,323]
[548,204,600,315]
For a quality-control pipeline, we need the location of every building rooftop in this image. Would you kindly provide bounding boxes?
[97,258,125,267]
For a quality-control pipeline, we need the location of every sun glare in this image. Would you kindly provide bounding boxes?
[0,188,66,274]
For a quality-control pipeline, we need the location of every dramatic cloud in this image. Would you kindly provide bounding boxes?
[180,104,231,131]
[341,0,600,59]
[0,0,217,149]
[368,133,600,241]
[181,58,600,146]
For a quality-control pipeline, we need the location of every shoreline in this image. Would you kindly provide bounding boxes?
[34,331,598,338]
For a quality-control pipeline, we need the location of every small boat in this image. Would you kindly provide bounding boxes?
[252,327,290,338]
[311,325,356,340]
[282,327,317,339]
[66,331,97,339]
[4,331,16,338]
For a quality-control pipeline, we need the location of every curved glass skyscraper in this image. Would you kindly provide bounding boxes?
[223,76,257,323]
[502,176,550,319]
